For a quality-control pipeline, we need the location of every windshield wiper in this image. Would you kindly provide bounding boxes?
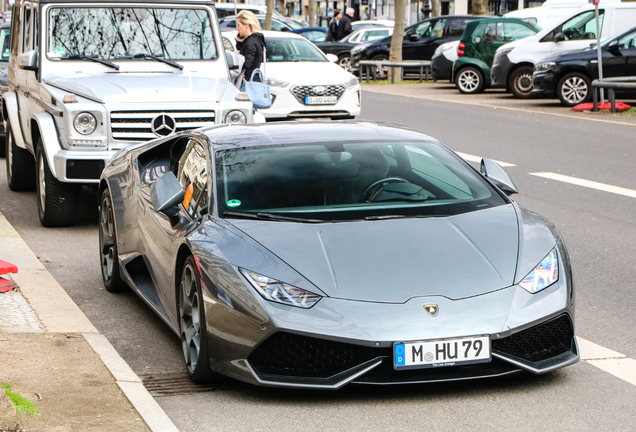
[223,211,326,223]
[130,53,183,70]
[62,54,119,70]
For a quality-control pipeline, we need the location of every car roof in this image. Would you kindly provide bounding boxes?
[36,0,213,4]
[201,121,435,150]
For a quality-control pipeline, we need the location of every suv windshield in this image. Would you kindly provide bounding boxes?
[47,7,217,60]
[216,141,506,221]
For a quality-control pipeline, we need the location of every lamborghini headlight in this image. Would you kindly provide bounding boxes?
[240,269,322,308]
[519,248,559,294]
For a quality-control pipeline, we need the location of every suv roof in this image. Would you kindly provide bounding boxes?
[32,0,214,4]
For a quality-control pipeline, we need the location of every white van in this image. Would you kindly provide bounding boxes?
[503,0,620,29]
[491,2,636,98]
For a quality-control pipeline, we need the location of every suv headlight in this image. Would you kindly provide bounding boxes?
[534,62,555,73]
[240,269,322,308]
[345,75,359,88]
[519,249,559,294]
[493,48,513,65]
[73,112,97,135]
[224,110,247,124]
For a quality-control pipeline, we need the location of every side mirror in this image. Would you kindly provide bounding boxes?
[554,32,565,43]
[281,27,290,32]
[150,172,184,217]
[480,158,518,196]
[607,39,620,54]
[19,50,38,71]
[408,33,419,42]
[326,53,338,63]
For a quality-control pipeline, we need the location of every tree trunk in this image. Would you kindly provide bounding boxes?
[308,0,316,27]
[388,0,406,81]
[472,0,489,16]
[431,0,440,17]
[264,0,275,30]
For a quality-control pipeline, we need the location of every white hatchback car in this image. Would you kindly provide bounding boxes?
[224,31,361,120]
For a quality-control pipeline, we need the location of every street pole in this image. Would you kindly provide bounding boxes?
[594,1,604,103]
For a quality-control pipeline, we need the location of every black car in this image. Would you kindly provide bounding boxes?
[532,26,636,107]
[350,16,479,79]
[316,26,393,72]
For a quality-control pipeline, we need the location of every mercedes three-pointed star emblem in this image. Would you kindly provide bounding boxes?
[151,114,177,137]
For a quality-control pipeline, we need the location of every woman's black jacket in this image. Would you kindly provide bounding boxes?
[236,32,266,82]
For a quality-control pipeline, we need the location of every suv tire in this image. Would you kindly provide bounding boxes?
[557,72,592,107]
[6,121,36,192]
[35,143,80,227]
[509,66,534,99]
[456,66,485,94]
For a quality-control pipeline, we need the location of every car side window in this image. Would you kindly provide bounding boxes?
[177,140,209,219]
[561,10,604,41]
[305,31,325,42]
[447,19,470,37]
[414,21,433,39]
[483,23,498,41]
[10,4,21,58]
[22,3,31,53]
[361,29,389,42]
[618,30,636,50]
[500,23,535,42]
[349,32,361,43]
[431,19,446,38]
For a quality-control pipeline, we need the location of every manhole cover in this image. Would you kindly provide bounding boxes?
[141,372,230,397]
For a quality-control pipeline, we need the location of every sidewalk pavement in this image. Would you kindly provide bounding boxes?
[0,211,178,432]
[361,81,636,127]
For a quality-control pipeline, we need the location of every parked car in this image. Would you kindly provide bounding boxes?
[503,0,619,29]
[351,16,481,79]
[98,120,578,387]
[431,41,460,81]
[225,31,361,120]
[215,3,306,29]
[219,15,294,32]
[532,26,636,106]
[351,19,395,32]
[291,26,328,43]
[491,3,636,98]
[316,26,393,72]
[4,0,258,227]
[454,18,539,94]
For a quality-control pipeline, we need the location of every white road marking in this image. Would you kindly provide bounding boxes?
[578,337,636,387]
[455,152,516,167]
[530,172,636,198]
[578,337,626,360]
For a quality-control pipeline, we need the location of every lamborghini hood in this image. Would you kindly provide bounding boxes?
[228,205,520,303]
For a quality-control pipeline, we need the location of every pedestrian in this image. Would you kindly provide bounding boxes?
[337,7,354,40]
[235,10,266,87]
[325,10,340,41]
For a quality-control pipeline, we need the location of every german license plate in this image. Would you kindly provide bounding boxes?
[305,96,337,105]
[394,335,491,370]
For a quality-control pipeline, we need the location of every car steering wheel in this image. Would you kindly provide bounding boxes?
[359,177,409,202]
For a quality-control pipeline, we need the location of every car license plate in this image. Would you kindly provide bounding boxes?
[394,335,491,370]
[305,96,337,105]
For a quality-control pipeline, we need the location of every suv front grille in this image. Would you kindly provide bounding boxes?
[492,314,573,363]
[291,85,346,105]
[110,110,215,141]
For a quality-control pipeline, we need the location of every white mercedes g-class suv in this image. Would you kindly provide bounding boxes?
[3,0,256,226]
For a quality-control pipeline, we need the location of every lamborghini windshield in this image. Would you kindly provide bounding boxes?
[216,141,507,221]
[47,7,217,60]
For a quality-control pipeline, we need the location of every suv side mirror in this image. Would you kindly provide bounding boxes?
[150,172,184,217]
[19,50,38,71]
[480,158,518,196]
[554,32,565,43]
[607,39,621,54]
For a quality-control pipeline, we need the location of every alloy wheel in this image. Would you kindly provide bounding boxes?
[458,69,480,93]
[338,56,352,72]
[38,152,46,213]
[99,196,115,281]
[561,76,588,105]
[180,263,202,373]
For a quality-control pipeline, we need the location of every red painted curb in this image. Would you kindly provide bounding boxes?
[0,259,18,275]
[0,277,16,292]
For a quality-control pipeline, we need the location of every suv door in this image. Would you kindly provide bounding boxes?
[403,18,446,61]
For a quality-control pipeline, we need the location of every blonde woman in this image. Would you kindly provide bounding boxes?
[235,10,266,85]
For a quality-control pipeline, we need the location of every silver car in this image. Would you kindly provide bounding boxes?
[98,121,578,388]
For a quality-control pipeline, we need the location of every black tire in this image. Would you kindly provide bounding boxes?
[557,72,592,107]
[456,66,485,94]
[509,66,534,99]
[179,255,219,384]
[6,121,36,192]
[337,53,352,72]
[371,54,389,80]
[99,188,128,293]
[35,143,80,227]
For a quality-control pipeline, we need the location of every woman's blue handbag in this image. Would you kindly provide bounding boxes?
[244,69,271,110]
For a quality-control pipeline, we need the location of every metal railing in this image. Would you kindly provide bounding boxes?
[358,60,431,84]
[592,77,636,113]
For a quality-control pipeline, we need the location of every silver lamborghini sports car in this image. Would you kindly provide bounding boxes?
[98,121,578,388]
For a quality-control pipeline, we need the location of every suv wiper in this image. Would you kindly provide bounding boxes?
[223,211,326,223]
[130,53,183,70]
[62,54,119,70]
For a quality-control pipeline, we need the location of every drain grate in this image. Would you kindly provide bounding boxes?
[141,372,230,396]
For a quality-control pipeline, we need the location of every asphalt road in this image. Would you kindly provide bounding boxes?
[1,89,636,431]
